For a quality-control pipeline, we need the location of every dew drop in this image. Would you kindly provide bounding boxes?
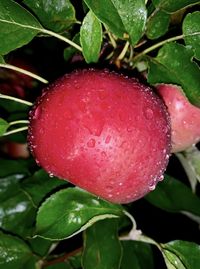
[158,175,164,182]
[105,135,111,144]
[149,184,156,191]
[101,151,107,158]
[33,107,41,120]
[144,107,154,120]
[49,173,54,178]
[87,138,96,148]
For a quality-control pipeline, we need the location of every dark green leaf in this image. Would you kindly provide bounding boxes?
[46,263,72,269]
[80,10,102,63]
[36,188,123,240]
[23,0,76,32]
[146,10,170,39]
[152,0,200,13]
[110,0,147,45]
[147,42,200,107]
[22,169,68,207]
[146,175,200,217]
[183,11,200,60]
[83,0,147,45]
[28,237,53,257]
[64,33,80,61]
[0,55,5,63]
[0,159,30,178]
[0,118,9,136]
[0,174,36,237]
[163,240,200,269]
[83,0,125,38]
[0,231,38,269]
[82,219,122,269]
[121,241,154,269]
[0,0,42,55]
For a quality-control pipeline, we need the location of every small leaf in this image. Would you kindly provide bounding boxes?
[0,0,42,55]
[121,241,154,269]
[36,188,123,240]
[23,0,76,32]
[152,0,200,13]
[22,169,68,207]
[0,231,37,269]
[162,240,200,269]
[147,42,200,107]
[0,55,5,63]
[82,219,122,269]
[0,118,9,136]
[183,11,200,60]
[80,10,102,63]
[145,175,200,216]
[146,10,170,39]
[83,0,125,38]
[64,33,80,61]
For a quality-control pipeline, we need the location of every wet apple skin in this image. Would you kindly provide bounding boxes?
[28,69,171,203]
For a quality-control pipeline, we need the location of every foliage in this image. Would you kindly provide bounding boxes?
[0,0,200,268]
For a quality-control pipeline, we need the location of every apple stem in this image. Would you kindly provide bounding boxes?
[0,93,33,106]
[0,64,48,84]
[117,41,130,61]
[133,32,199,62]
[8,120,29,127]
[2,126,28,136]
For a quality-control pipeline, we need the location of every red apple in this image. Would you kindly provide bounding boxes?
[156,84,200,153]
[28,69,171,204]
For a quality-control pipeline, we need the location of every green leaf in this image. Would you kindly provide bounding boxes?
[64,33,80,61]
[0,0,42,55]
[145,175,200,217]
[0,174,36,237]
[162,249,186,269]
[121,241,154,269]
[82,219,122,269]
[0,159,30,178]
[162,240,200,269]
[23,0,76,32]
[22,169,68,207]
[147,42,200,107]
[36,188,123,240]
[146,10,170,39]
[0,231,37,269]
[152,0,200,13]
[110,0,147,45]
[0,55,5,63]
[83,0,125,38]
[0,118,9,136]
[46,263,72,269]
[80,10,102,63]
[183,11,200,60]
[28,237,53,257]
[83,0,147,45]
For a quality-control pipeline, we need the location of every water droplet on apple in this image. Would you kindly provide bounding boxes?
[33,107,41,119]
[105,135,111,144]
[144,107,154,120]
[87,139,96,148]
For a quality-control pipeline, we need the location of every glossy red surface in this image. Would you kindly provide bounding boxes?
[28,69,171,203]
[157,84,200,153]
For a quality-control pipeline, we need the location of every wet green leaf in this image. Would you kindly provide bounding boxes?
[121,241,154,269]
[23,0,76,32]
[152,0,200,13]
[0,118,9,136]
[146,10,170,39]
[0,0,42,55]
[146,175,200,217]
[83,0,125,38]
[162,240,200,269]
[80,10,102,63]
[36,188,123,240]
[22,169,68,207]
[0,231,37,269]
[82,219,122,269]
[147,42,200,107]
[0,159,30,178]
[183,11,200,60]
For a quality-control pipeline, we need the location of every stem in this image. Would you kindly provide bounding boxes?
[2,126,28,136]
[133,34,184,61]
[0,64,48,84]
[8,120,29,126]
[41,29,82,52]
[117,41,130,61]
[0,93,33,106]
